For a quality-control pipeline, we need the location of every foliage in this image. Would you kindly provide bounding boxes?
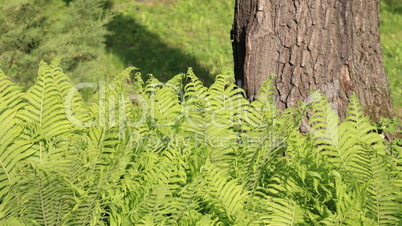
[0,60,401,225]
[0,0,112,88]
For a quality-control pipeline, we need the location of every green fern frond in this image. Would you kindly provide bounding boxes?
[197,160,250,224]
[1,61,401,225]
[266,197,305,225]
[345,94,386,153]
[208,71,235,97]
[253,74,276,105]
[132,71,145,94]
[308,91,341,154]
[67,182,104,226]
[0,109,35,199]
[0,186,28,225]
[117,146,192,225]
[181,68,209,136]
[307,92,371,180]
[364,149,402,225]
[0,217,26,226]
[0,69,25,113]
[208,72,244,122]
[237,75,285,193]
[61,138,113,226]
[17,165,74,225]
[245,74,276,128]
[49,57,94,127]
[18,60,74,139]
[203,72,245,170]
[112,66,137,92]
[85,126,121,169]
[145,74,163,96]
[152,73,184,130]
[87,68,139,139]
[184,68,208,99]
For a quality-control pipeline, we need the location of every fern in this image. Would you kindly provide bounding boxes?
[0,69,25,113]
[0,110,35,199]
[364,150,402,225]
[237,74,286,196]
[181,68,209,137]
[50,57,94,128]
[0,61,401,225]
[0,71,35,210]
[112,144,191,224]
[266,197,305,225]
[17,165,74,225]
[18,60,74,140]
[195,160,251,224]
[151,73,184,131]
[205,71,242,170]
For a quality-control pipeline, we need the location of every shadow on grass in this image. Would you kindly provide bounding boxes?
[105,13,214,85]
[383,0,402,14]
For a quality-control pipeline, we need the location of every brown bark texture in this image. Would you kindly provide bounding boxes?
[231,0,395,121]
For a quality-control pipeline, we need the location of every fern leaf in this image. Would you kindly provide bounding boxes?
[49,57,94,127]
[364,150,402,225]
[345,94,386,152]
[308,91,371,180]
[17,166,74,225]
[197,161,249,224]
[18,61,74,139]
[0,109,35,199]
[0,69,25,112]
[182,68,209,136]
[0,185,28,225]
[267,197,305,225]
[152,73,184,130]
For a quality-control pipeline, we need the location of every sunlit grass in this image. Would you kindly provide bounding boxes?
[380,1,402,116]
[109,0,234,83]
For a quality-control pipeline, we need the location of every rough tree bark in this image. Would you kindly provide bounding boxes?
[231,0,395,121]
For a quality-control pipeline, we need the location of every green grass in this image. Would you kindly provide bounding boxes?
[380,1,402,116]
[106,0,234,85]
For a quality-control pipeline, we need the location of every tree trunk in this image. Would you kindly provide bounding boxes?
[231,0,394,121]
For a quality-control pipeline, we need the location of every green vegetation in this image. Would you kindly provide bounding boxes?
[0,0,112,87]
[0,1,402,224]
[2,0,400,114]
[0,60,401,224]
[380,0,402,115]
[0,0,235,89]
[107,0,234,85]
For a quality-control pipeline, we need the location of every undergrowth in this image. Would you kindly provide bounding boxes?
[0,59,401,225]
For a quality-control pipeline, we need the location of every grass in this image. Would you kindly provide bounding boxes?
[106,0,235,85]
[380,0,402,116]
